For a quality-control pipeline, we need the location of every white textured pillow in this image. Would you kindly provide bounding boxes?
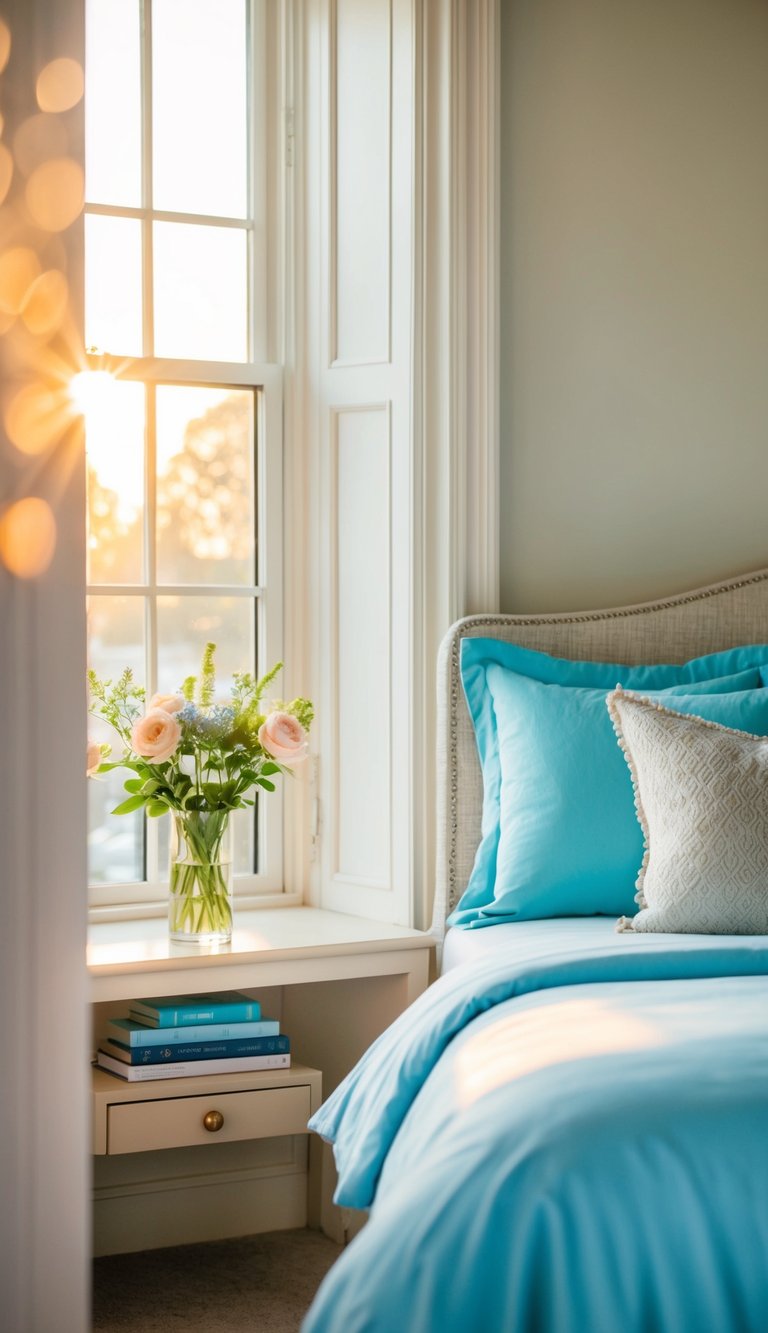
[607,689,768,934]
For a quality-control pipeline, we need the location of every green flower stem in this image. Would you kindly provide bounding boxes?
[168,810,232,940]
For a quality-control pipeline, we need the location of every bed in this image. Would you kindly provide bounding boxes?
[303,570,768,1333]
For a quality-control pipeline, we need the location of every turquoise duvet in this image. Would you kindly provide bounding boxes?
[304,926,768,1332]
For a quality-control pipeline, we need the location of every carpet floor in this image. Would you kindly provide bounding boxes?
[92,1229,343,1332]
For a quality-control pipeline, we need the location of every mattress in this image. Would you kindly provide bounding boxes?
[441,915,620,971]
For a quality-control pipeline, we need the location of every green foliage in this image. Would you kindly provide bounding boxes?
[225,660,288,757]
[87,668,144,749]
[111,793,147,816]
[199,641,216,706]
[280,696,314,730]
[88,644,313,821]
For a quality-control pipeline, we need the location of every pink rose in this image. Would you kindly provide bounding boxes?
[258,710,308,767]
[131,708,181,764]
[148,692,184,714]
[86,740,101,777]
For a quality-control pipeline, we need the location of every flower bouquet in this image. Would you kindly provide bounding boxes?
[88,644,313,944]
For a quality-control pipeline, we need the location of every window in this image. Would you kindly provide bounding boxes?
[84,0,284,911]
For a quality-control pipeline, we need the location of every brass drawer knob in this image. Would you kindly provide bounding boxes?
[203,1109,224,1133]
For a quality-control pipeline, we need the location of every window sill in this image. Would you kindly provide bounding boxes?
[88,889,303,925]
[88,905,434,1002]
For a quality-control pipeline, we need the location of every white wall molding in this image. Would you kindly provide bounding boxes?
[294,0,498,929]
[328,0,393,368]
[411,0,500,927]
[458,0,500,617]
[299,0,415,926]
[0,4,90,1329]
[329,402,392,895]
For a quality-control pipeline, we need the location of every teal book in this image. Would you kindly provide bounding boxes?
[107,1016,280,1047]
[129,991,261,1028]
[107,1034,291,1065]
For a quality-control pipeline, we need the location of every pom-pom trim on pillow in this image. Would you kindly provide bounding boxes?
[607,687,768,935]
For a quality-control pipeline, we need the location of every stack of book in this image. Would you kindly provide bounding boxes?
[95,991,290,1082]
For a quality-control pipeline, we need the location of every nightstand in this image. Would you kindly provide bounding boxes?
[89,907,434,1253]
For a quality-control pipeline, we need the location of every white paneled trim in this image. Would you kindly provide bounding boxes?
[297,0,413,927]
[332,872,393,891]
[330,403,392,890]
[296,0,497,929]
[329,0,393,367]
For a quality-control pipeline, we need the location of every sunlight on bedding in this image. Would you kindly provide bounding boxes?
[455,997,663,1107]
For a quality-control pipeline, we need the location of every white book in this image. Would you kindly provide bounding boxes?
[95,1049,291,1082]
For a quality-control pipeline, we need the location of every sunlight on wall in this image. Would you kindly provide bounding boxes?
[0,494,56,577]
[5,380,76,455]
[0,23,85,580]
[455,997,663,1109]
[21,267,69,336]
[0,19,10,75]
[25,156,84,231]
[36,56,84,113]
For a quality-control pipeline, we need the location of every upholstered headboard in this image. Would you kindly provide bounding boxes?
[431,567,768,938]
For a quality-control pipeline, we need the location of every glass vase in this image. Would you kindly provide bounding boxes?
[168,810,233,946]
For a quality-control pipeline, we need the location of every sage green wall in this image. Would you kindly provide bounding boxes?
[500,0,768,612]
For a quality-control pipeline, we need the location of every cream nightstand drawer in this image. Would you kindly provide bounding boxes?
[107,1083,313,1155]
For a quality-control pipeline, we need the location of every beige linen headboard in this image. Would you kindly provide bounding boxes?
[431,567,768,939]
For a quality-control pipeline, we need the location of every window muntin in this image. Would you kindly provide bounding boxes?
[84,0,281,909]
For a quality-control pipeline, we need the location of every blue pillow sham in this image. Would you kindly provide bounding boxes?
[450,639,768,929]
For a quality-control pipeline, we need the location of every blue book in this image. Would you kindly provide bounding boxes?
[129,991,261,1028]
[106,1034,291,1065]
[107,1017,281,1047]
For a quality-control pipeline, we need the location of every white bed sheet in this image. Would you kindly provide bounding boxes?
[441,916,628,972]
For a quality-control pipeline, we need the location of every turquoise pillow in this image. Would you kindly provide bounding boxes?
[450,639,768,929]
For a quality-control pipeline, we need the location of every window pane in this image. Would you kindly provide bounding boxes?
[87,596,145,884]
[85,0,142,207]
[86,379,145,584]
[233,807,256,876]
[156,595,255,698]
[85,214,143,355]
[156,386,255,586]
[152,0,248,219]
[153,221,248,362]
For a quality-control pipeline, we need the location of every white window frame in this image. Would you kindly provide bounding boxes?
[85,0,293,917]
